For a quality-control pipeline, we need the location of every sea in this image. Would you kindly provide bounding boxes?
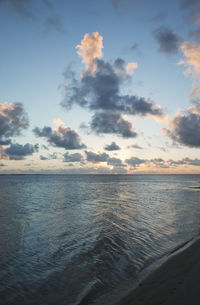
[0,174,200,305]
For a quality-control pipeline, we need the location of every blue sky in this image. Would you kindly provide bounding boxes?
[0,0,200,173]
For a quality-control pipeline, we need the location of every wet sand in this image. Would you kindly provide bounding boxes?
[117,237,200,305]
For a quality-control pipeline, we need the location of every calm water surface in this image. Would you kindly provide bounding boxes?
[0,174,200,305]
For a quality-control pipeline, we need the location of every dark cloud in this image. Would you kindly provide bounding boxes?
[153,27,182,54]
[40,155,48,160]
[127,144,143,149]
[168,158,200,166]
[107,157,126,167]
[5,143,38,160]
[109,0,139,10]
[125,156,146,168]
[164,111,200,147]
[188,12,200,24]
[40,152,58,160]
[85,150,125,168]
[1,0,34,19]
[42,144,49,150]
[181,0,200,8]
[85,151,109,163]
[129,43,142,56]
[49,152,57,159]
[149,11,167,22]
[44,15,65,33]
[33,125,86,150]
[61,58,164,116]
[0,139,12,145]
[90,111,137,138]
[62,58,163,139]
[0,102,29,145]
[188,28,200,39]
[104,141,120,151]
[63,152,84,162]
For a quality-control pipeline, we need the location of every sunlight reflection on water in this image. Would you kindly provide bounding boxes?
[0,174,200,305]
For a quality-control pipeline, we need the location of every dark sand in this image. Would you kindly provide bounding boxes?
[117,238,200,305]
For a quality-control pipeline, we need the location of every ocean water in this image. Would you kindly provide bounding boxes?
[0,174,200,305]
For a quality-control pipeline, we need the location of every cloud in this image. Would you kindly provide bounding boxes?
[179,41,200,81]
[33,124,86,150]
[129,43,142,56]
[85,150,125,168]
[107,157,126,167]
[62,58,164,116]
[188,28,200,39]
[44,15,65,33]
[181,0,200,8]
[109,0,139,10]
[126,62,138,75]
[40,155,48,160]
[76,32,103,74]
[189,12,200,24]
[4,143,38,160]
[149,11,167,22]
[0,102,29,145]
[127,144,143,149]
[104,141,120,151]
[49,152,57,159]
[163,110,200,147]
[1,0,34,19]
[40,152,58,160]
[90,111,137,138]
[63,152,84,162]
[153,27,182,54]
[125,156,146,168]
[61,32,165,139]
[85,151,109,163]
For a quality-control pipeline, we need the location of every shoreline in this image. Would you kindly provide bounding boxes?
[116,235,200,305]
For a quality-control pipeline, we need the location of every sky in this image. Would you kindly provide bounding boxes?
[0,0,200,174]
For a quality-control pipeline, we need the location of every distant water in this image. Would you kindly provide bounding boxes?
[0,174,200,305]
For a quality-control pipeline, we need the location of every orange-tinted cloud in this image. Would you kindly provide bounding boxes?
[179,41,200,81]
[76,32,103,74]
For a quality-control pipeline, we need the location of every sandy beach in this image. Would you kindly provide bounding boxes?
[117,237,200,305]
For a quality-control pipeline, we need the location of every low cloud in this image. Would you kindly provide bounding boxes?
[5,143,38,160]
[153,27,182,54]
[63,152,84,162]
[85,151,109,163]
[125,156,146,168]
[40,155,48,160]
[104,141,120,151]
[107,157,126,167]
[0,102,29,145]
[127,144,143,149]
[85,150,126,168]
[90,111,137,138]
[33,124,86,150]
